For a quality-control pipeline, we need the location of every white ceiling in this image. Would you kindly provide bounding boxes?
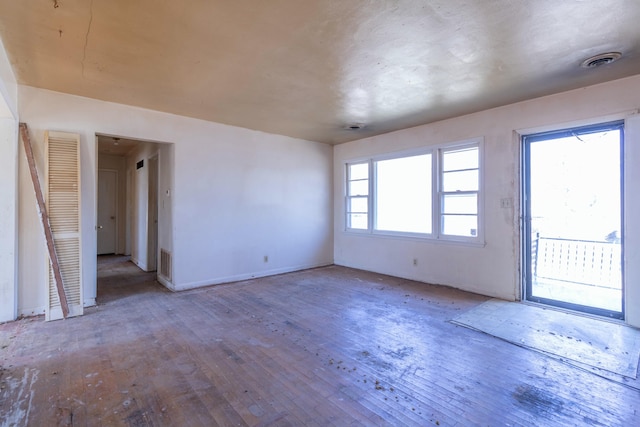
[97,135,143,157]
[1,1,639,145]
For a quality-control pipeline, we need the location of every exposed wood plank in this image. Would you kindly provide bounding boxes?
[1,257,639,425]
[18,122,69,318]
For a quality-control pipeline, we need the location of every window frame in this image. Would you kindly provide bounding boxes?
[437,142,483,243]
[373,149,434,238]
[344,138,484,244]
[345,160,371,233]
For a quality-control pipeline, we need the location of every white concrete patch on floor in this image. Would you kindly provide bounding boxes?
[451,299,640,378]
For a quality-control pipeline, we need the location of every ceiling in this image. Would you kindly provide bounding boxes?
[1,1,639,145]
[97,135,145,156]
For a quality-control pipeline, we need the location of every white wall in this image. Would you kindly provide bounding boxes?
[334,74,640,327]
[171,120,333,289]
[0,118,18,322]
[0,38,18,321]
[128,142,155,271]
[158,143,174,270]
[625,115,640,327]
[16,85,333,316]
[0,38,17,119]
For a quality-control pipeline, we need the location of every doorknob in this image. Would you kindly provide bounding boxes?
[110,216,115,220]
[98,225,103,229]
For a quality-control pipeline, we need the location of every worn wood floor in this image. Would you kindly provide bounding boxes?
[1,256,639,426]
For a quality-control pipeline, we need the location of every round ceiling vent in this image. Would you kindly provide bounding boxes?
[344,123,365,130]
[580,52,622,69]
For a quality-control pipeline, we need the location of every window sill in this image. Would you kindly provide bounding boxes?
[342,229,486,248]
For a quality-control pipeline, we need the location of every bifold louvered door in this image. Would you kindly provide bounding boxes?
[45,131,83,321]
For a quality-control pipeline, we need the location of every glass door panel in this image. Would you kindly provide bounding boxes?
[523,122,624,319]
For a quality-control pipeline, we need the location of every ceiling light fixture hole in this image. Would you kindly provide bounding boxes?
[345,123,365,131]
[581,52,622,69]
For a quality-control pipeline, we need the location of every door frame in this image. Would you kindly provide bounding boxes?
[521,120,625,320]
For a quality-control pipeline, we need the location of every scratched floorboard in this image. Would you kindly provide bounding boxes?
[1,255,639,426]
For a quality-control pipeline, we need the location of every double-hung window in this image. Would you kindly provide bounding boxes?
[345,139,482,243]
[439,145,480,238]
[346,162,369,230]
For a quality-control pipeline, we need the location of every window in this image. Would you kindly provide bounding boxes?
[345,139,482,243]
[440,145,479,237]
[346,162,369,230]
[375,154,432,233]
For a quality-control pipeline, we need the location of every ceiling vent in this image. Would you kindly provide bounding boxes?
[344,123,365,131]
[580,52,622,69]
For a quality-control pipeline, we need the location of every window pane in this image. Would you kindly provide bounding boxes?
[348,213,368,229]
[348,197,368,213]
[443,194,477,214]
[375,154,432,233]
[349,180,368,196]
[441,214,477,237]
[443,146,478,171]
[442,170,478,192]
[349,163,368,180]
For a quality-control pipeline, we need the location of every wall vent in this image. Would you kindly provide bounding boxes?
[160,248,172,281]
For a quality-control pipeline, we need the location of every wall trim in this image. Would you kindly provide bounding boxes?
[171,262,334,292]
[334,261,517,301]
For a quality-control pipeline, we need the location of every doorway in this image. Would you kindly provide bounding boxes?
[522,121,624,319]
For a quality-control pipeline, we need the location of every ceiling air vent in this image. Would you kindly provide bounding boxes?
[580,52,622,69]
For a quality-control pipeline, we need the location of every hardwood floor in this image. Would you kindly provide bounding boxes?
[1,256,639,426]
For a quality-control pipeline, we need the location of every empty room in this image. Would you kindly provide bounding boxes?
[1,1,640,425]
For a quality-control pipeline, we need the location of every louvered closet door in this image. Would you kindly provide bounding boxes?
[45,131,83,321]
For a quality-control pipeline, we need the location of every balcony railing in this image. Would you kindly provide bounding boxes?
[532,234,622,290]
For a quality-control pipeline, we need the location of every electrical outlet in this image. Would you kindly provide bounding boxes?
[500,198,512,208]
[264,255,269,263]
[412,258,418,266]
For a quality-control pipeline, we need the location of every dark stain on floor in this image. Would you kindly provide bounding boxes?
[513,384,564,415]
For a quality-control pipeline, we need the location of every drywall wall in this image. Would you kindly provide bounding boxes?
[0,38,16,119]
[334,74,640,327]
[17,122,46,316]
[625,114,640,327]
[158,142,174,278]
[127,142,156,272]
[0,39,17,322]
[16,85,333,316]
[0,118,17,322]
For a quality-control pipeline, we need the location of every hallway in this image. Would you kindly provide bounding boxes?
[97,255,165,305]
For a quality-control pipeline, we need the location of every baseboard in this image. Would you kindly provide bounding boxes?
[19,306,45,318]
[333,261,516,301]
[171,262,333,292]
[131,257,148,271]
[157,274,176,292]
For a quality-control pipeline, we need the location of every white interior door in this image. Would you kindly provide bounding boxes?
[97,169,117,255]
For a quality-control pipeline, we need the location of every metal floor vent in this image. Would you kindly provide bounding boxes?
[160,249,172,281]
